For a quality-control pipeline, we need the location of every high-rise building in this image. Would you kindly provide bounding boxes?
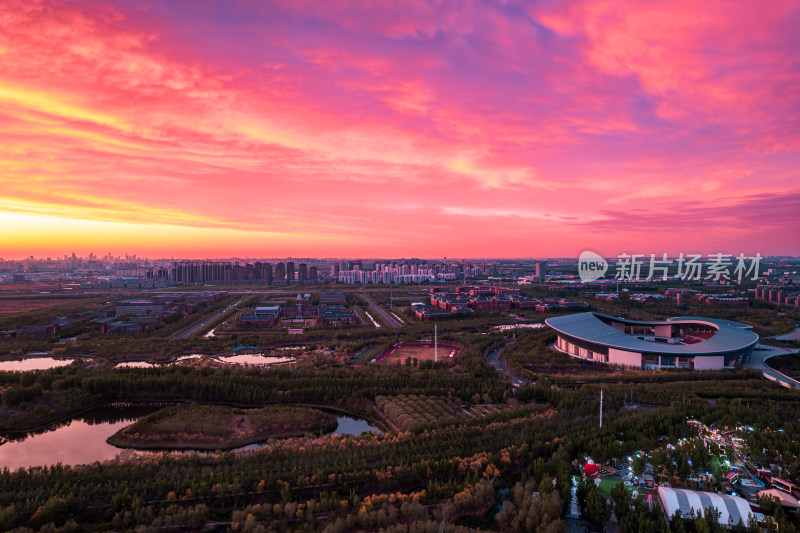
[275,262,286,285]
[309,266,317,282]
[286,261,295,283]
[535,262,547,282]
[254,262,272,286]
[298,263,308,283]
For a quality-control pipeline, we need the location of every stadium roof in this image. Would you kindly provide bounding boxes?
[545,312,758,355]
[666,316,754,329]
[658,487,754,525]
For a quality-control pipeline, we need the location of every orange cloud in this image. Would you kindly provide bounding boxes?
[0,0,798,259]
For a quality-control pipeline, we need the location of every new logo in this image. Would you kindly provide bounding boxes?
[578,251,608,282]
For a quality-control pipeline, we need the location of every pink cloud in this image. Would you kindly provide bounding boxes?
[0,0,798,258]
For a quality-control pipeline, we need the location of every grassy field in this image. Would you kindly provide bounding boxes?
[108,403,338,450]
[596,477,623,497]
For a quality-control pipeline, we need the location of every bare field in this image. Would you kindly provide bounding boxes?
[0,282,62,292]
[377,342,461,363]
[0,299,81,314]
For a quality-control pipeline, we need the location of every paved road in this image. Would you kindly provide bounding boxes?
[770,325,800,342]
[487,343,527,388]
[745,343,800,388]
[171,296,248,340]
[359,293,401,328]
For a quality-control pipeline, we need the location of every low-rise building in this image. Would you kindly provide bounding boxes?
[319,290,346,305]
[236,306,281,328]
[114,299,165,317]
[698,295,749,307]
[16,325,58,336]
[318,305,357,326]
[102,322,146,335]
[412,303,453,321]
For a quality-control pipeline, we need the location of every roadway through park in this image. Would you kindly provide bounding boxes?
[745,342,800,389]
[171,296,249,340]
[358,292,402,328]
[486,343,528,388]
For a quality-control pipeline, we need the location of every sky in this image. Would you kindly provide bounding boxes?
[1,0,799,260]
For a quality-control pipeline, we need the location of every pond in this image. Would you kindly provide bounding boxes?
[0,405,157,471]
[115,353,295,368]
[0,357,85,372]
[115,361,154,368]
[0,408,381,469]
[332,416,380,436]
[492,323,545,331]
[216,354,294,366]
[233,416,382,452]
[114,356,197,368]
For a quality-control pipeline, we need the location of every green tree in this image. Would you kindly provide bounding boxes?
[0,505,15,531]
[611,481,632,523]
[669,509,686,533]
[632,454,647,478]
[585,485,611,532]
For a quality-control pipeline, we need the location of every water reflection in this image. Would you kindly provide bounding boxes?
[217,354,294,366]
[1,408,381,469]
[115,361,153,368]
[492,323,545,331]
[0,405,157,470]
[0,357,84,372]
[115,353,295,368]
[232,416,381,452]
[0,420,131,470]
[332,416,380,436]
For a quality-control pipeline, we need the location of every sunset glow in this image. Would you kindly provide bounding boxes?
[1,0,799,258]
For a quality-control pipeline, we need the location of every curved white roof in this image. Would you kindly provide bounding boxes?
[658,487,754,525]
[545,312,758,355]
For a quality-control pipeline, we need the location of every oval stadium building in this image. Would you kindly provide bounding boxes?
[545,312,758,370]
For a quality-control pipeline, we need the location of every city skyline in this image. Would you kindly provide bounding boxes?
[2,0,799,259]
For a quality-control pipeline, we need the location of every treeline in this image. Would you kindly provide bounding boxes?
[0,363,512,431]
[0,393,580,531]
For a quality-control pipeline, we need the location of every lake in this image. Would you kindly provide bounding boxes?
[0,407,382,470]
[216,354,294,365]
[115,353,295,368]
[0,405,157,471]
[0,357,85,372]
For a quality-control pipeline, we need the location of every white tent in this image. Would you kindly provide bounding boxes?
[658,487,754,526]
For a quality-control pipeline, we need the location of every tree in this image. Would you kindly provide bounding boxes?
[651,449,667,477]
[30,495,81,528]
[585,485,611,532]
[669,509,686,533]
[677,455,691,485]
[632,454,647,478]
[0,505,14,531]
[611,481,632,523]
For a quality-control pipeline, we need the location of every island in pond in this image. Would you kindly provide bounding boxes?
[108,403,338,450]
